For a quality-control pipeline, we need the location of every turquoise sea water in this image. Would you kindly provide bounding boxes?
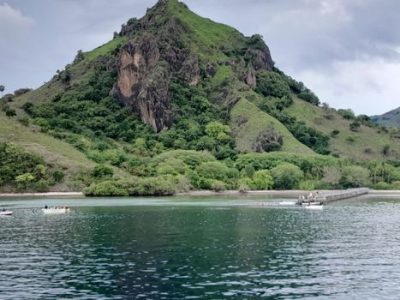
[1,195,399,299]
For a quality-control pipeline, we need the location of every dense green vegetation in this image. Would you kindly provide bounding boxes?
[80,150,400,196]
[0,143,64,192]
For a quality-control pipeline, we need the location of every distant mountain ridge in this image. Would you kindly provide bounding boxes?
[372,107,400,128]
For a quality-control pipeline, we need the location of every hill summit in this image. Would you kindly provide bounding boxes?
[2,0,400,194]
[113,0,274,132]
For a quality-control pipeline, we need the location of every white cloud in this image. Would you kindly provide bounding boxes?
[0,2,34,46]
[0,3,34,29]
[295,58,400,115]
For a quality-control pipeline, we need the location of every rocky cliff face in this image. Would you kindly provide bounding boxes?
[112,9,200,132]
[112,34,172,132]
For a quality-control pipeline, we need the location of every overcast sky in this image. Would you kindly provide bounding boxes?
[1,0,399,115]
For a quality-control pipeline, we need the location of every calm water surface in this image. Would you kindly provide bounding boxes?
[1,195,400,299]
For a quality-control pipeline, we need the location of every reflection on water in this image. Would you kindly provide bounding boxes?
[1,196,400,299]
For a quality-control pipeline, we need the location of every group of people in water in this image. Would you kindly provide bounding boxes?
[299,191,320,201]
[297,191,321,205]
[44,205,69,210]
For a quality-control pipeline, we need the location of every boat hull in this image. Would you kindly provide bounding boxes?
[0,211,13,216]
[42,208,70,215]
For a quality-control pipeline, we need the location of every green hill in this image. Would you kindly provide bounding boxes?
[2,0,400,194]
[372,107,400,129]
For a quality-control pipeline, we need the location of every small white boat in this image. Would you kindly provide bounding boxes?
[0,210,13,216]
[305,205,324,210]
[42,207,70,215]
[279,201,297,206]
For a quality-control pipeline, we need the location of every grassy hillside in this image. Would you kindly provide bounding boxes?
[0,114,95,191]
[2,0,400,194]
[231,98,313,154]
[284,98,400,160]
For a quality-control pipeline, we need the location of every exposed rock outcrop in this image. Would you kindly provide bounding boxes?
[245,67,257,88]
[253,127,283,152]
[112,16,200,132]
[245,47,274,72]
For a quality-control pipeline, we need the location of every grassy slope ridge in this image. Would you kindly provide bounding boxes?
[284,98,400,160]
[0,115,95,191]
[231,98,313,154]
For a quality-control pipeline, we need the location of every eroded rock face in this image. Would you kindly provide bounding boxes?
[245,67,257,88]
[242,35,274,87]
[245,47,274,72]
[112,34,172,132]
[112,18,201,133]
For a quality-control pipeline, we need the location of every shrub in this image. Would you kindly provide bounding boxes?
[243,165,255,178]
[156,158,189,175]
[321,166,341,187]
[238,177,253,193]
[152,150,215,169]
[340,166,370,188]
[205,121,231,141]
[91,164,113,179]
[15,173,35,190]
[373,182,391,190]
[0,143,51,188]
[271,163,304,190]
[5,108,16,117]
[253,128,283,152]
[210,180,226,192]
[330,130,340,138]
[14,88,31,96]
[338,109,355,120]
[382,145,390,156]
[34,179,50,192]
[21,102,34,114]
[256,71,291,98]
[252,170,273,190]
[298,89,320,105]
[103,149,127,167]
[52,170,65,183]
[196,161,239,182]
[84,181,129,197]
[173,175,192,193]
[299,180,317,190]
[128,177,176,196]
[350,121,361,132]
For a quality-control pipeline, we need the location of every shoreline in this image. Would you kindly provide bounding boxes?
[0,192,84,198]
[0,189,400,198]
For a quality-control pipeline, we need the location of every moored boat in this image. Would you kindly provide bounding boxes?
[305,204,324,210]
[42,207,70,215]
[0,210,13,216]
